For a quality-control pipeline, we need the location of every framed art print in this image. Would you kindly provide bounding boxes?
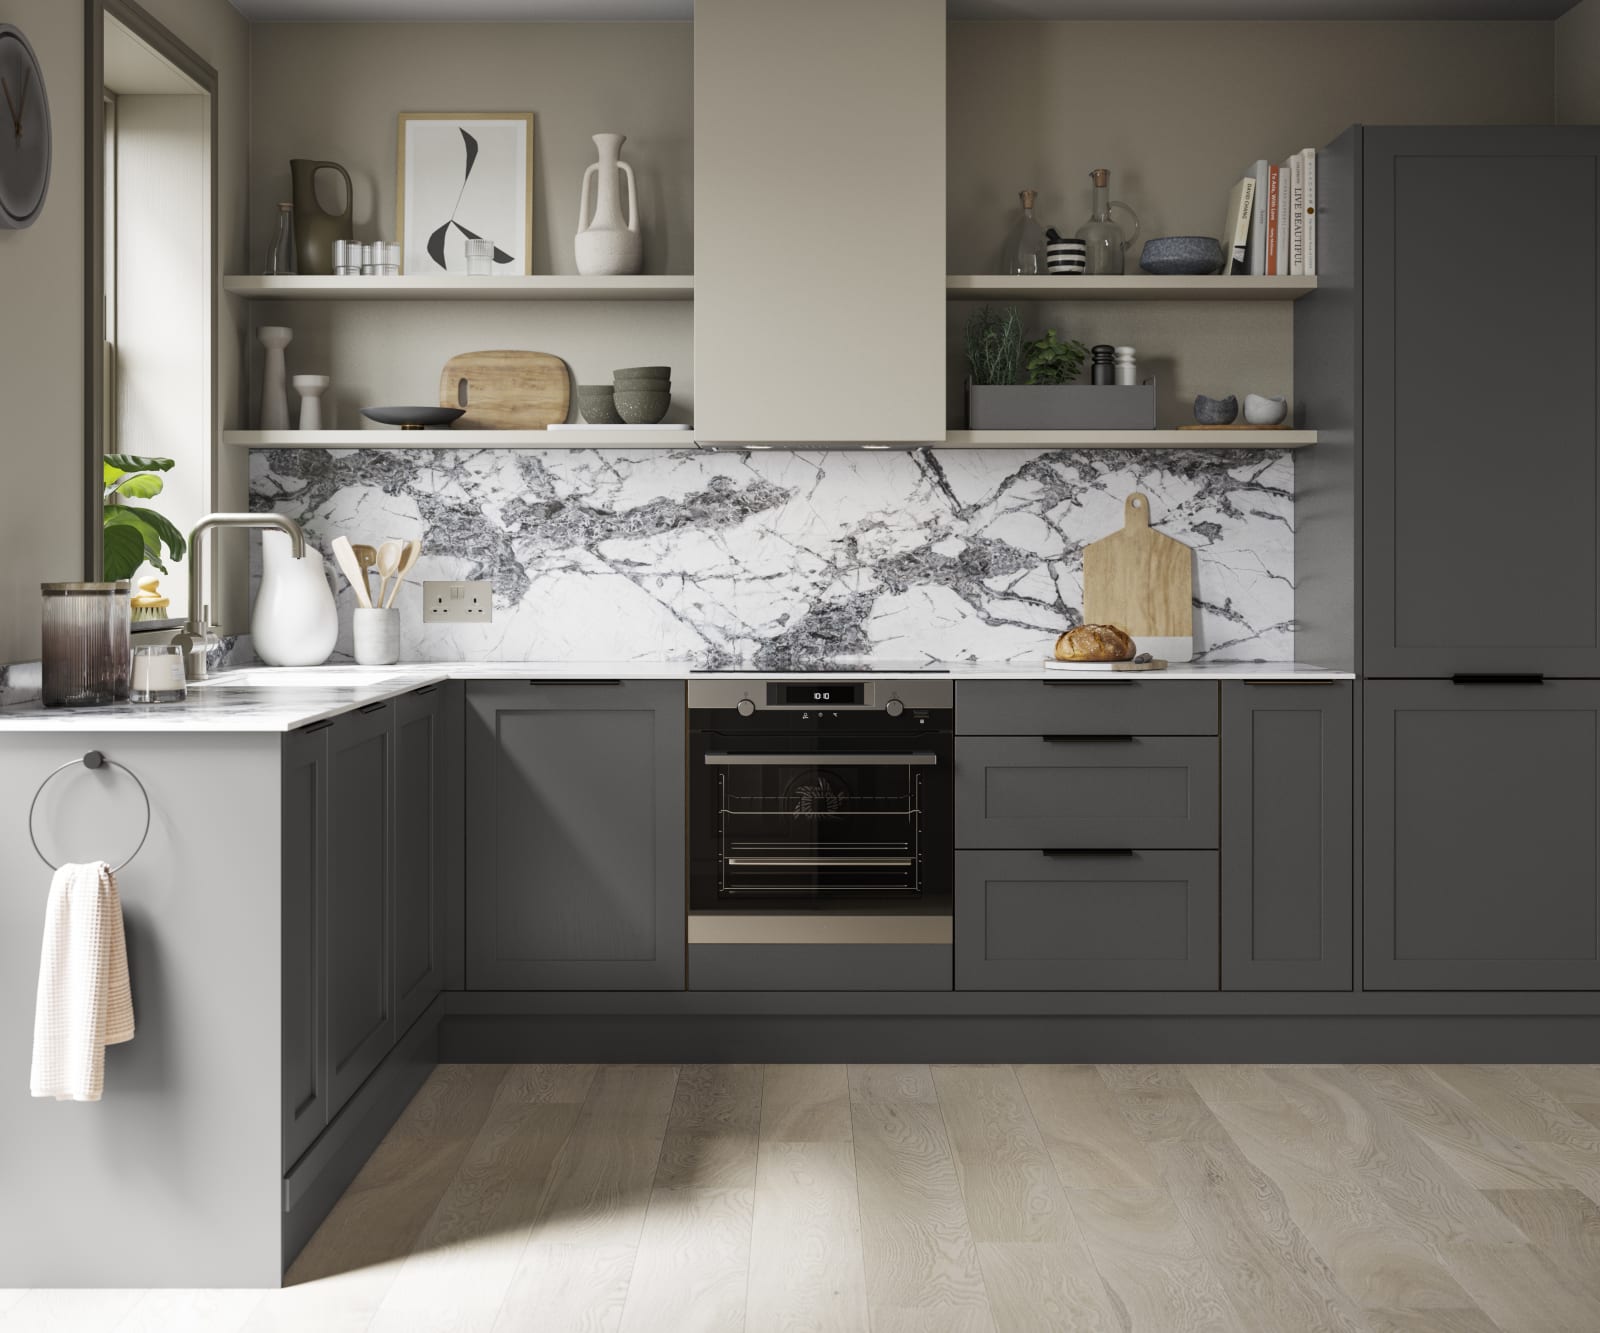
[397,112,533,275]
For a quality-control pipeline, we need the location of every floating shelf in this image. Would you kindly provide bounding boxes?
[947,275,1317,301]
[224,428,698,449]
[222,275,694,301]
[944,429,1317,449]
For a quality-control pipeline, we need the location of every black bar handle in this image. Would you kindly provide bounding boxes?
[297,719,334,734]
[1041,734,1135,743]
[359,701,389,713]
[1450,673,1545,685]
[531,679,622,686]
[1043,679,1137,686]
[410,685,437,696]
[1041,848,1136,857]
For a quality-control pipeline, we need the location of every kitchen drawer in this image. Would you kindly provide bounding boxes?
[955,736,1219,849]
[956,680,1217,736]
[956,850,1219,990]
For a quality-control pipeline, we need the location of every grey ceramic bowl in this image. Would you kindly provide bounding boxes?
[360,405,465,429]
[614,389,671,425]
[1243,392,1289,425]
[1140,236,1225,276]
[1193,393,1239,425]
[577,384,623,425]
[613,376,671,392]
[613,365,671,379]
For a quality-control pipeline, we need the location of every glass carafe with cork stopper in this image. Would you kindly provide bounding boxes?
[1001,189,1047,276]
[1074,168,1141,275]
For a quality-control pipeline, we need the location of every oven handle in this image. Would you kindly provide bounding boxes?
[702,752,939,766]
[727,857,914,867]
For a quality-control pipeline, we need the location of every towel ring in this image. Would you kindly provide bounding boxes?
[28,751,151,875]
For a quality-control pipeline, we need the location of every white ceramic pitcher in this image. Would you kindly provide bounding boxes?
[574,132,643,276]
[252,529,338,666]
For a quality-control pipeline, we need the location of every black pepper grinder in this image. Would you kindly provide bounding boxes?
[1090,345,1116,386]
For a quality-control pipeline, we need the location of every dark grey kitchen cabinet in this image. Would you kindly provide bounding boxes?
[1362,127,1600,677]
[956,680,1217,736]
[1221,682,1353,991]
[281,722,330,1168]
[465,680,686,990]
[956,850,1219,990]
[955,735,1219,850]
[392,687,445,1032]
[1365,680,1600,990]
[325,702,395,1114]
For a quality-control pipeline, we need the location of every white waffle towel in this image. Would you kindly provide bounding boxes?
[30,862,135,1102]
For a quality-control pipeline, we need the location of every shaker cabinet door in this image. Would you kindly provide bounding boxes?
[465,681,685,990]
[1365,680,1600,990]
[324,703,395,1114]
[392,687,444,1033]
[281,723,329,1169]
[1363,127,1600,676]
[1220,682,1353,991]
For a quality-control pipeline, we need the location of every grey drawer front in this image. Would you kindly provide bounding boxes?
[688,944,952,991]
[957,680,1217,736]
[956,736,1219,849]
[956,850,1219,990]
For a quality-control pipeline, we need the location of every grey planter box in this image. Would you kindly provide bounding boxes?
[967,380,1157,431]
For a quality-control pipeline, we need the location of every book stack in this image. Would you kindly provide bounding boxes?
[1221,149,1317,277]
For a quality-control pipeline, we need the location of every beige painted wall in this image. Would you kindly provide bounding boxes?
[948,19,1555,271]
[0,0,248,664]
[1557,0,1600,123]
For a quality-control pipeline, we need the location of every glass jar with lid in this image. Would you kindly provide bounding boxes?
[41,582,131,707]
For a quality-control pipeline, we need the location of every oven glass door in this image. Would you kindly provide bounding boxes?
[691,740,949,909]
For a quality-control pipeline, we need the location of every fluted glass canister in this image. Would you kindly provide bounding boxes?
[41,582,131,707]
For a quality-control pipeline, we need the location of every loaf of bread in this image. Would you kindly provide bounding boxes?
[1054,624,1136,662]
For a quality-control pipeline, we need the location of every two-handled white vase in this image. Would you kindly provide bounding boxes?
[252,529,338,666]
[574,132,643,276]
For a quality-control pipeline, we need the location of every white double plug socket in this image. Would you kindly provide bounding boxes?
[423,580,493,623]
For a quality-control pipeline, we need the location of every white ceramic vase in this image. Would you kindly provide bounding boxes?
[574,132,643,276]
[293,374,330,430]
[259,325,293,430]
[252,529,338,666]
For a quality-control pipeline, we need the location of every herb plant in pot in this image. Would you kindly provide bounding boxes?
[967,315,1154,431]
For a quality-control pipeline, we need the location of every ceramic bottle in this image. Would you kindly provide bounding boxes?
[259,326,293,430]
[574,133,643,276]
[252,529,338,666]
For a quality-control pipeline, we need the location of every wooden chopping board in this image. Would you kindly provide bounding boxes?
[439,350,570,430]
[1082,492,1194,663]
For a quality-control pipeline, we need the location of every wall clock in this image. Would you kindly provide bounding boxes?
[0,24,50,229]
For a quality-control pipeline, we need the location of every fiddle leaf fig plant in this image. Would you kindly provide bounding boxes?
[103,454,187,581]
[1024,329,1090,386]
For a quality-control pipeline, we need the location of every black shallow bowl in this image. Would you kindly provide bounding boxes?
[360,406,466,429]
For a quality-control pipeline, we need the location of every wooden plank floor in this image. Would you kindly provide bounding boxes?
[7,1065,1600,1332]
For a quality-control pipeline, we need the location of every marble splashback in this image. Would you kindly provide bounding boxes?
[247,447,1294,667]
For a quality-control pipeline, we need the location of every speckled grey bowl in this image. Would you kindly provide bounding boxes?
[1193,393,1239,425]
[613,365,671,380]
[577,384,623,425]
[612,376,671,393]
[1140,236,1225,276]
[615,388,671,425]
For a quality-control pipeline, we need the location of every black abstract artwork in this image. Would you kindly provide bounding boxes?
[426,128,516,271]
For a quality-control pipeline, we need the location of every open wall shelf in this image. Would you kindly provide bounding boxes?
[223,275,694,301]
[947,275,1317,301]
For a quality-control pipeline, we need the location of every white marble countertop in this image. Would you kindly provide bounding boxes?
[0,660,1355,732]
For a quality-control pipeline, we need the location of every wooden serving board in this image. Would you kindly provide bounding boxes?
[1082,492,1194,663]
[1044,658,1169,672]
[439,350,570,430]
[1176,423,1286,430]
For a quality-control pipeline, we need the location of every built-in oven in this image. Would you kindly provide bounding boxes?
[687,677,953,916]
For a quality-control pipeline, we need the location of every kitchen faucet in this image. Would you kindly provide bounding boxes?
[175,512,308,681]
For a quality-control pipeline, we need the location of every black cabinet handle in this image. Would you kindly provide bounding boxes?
[1042,679,1137,686]
[1041,734,1135,743]
[531,679,622,686]
[1450,673,1545,685]
[1041,848,1136,857]
[410,685,437,696]
[359,701,389,714]
[297,719,334,734]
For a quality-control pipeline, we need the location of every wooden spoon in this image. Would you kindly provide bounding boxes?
[382,539,421,609]
[373,539,403,610]
[351,543,379,608]
[330,536,372,609]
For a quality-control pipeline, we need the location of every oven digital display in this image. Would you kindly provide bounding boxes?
[769,682,863,707]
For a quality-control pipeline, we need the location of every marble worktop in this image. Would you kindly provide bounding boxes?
[0,660,1353,733]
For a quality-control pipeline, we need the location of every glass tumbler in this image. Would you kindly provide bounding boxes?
[465,238,495,277]
[129,644,188,703]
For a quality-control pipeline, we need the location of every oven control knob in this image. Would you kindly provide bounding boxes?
[736,698,756,717]
[885,698,905,718]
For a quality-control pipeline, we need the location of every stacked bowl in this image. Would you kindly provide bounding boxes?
[612,365,672,424]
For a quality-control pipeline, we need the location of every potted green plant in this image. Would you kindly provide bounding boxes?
[965,314,1155,431]
[103,454,187,582]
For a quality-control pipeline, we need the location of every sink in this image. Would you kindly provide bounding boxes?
[196,668,405,689]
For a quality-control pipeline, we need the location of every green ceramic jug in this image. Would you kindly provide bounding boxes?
[290,159,353,276]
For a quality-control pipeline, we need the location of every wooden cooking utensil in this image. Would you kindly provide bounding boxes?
[382,540,421,609]
[351,543,378,607]
[330,536,373,609]
[1082,492,1194,663]
[439,350,570,430]
[372,539,403,610]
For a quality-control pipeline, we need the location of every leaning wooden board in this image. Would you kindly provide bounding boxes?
[439,350,570,429]
[1082,492,1194,662]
